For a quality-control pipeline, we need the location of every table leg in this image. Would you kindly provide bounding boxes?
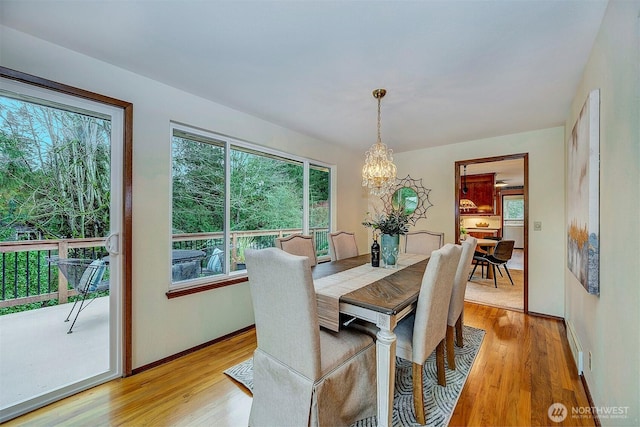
[376,327,396,427]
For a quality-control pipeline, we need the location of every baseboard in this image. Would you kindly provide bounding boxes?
[580,374,601,427]
[565,319,584,374]
[132,324,255,375]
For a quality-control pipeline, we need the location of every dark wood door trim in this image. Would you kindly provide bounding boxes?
[1,66,134,375]
[455,153,529,314]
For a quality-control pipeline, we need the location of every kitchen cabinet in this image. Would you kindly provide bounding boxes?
[460,173,495,214]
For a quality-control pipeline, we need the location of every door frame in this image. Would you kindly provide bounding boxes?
[0,66,133,374]
[454,153,529,313]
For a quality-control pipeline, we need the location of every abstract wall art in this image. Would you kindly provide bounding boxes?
[567,89,600,295]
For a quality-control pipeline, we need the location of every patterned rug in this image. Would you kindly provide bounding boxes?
[224,325,484,427]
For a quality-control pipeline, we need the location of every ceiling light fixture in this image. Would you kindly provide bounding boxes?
[495,180,508,187]
[362,88,397,196]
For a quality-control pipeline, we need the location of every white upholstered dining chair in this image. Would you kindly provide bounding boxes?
[244,248,377,427]
[328,230,359,261]
[404,230,445,255]
[394,243,461,425]
[446,236,477,370]
[275,233,318,266]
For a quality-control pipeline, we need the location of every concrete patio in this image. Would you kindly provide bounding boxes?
[0,296,110,410]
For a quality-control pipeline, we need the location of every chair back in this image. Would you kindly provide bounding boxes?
[328,231,359,261]
[245,248,322,379]
[492,239,515,262]
[275,234,318,266]
[448,236,477,326]
[404,230,444,255]
[206,247,224,273]
[412,243,462,362]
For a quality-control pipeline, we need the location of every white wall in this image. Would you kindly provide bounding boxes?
[394,126,566,316]
[0,26,369,368]
[564,1,640,424]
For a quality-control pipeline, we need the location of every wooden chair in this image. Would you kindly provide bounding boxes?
[328,230,359,261]
[275,234,317,266]
[244,248,377,426]
[394,243,462,424]
[446,236,477,370]
[469,239,515,288]
[404,230,444,255]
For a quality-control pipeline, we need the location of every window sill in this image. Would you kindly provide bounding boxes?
[166,274,249,299]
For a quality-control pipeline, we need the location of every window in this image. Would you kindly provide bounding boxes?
[309,164,331,258]
[170,124,332,288]
[503,195,524,222]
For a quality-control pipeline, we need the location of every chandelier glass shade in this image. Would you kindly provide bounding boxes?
[362,89,397,196]
[459,198,478,211]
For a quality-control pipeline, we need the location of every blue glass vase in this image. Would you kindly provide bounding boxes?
[381,234,400,268]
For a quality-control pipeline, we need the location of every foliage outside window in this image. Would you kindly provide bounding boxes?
[170,124,331,288]
[503,195,524,221]
[1,91,112,313]
[1,94,111,241]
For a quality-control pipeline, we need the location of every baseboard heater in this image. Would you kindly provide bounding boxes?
[566,320,584,375]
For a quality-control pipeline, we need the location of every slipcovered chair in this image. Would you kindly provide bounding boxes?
[245,248,377,427]
[275,233,318,266]
[328,230,359,261]
[404,230,444,256]
[446,236,477,370]
[394,243,461,425]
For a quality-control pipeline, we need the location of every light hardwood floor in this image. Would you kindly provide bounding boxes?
[6,302,594,426]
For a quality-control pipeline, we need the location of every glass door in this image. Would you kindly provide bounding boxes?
[0,77,123,421]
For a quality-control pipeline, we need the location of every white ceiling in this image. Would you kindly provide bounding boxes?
[0,0,608,153]
[463,158,525,187]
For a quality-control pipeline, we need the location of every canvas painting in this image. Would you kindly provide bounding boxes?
[567,89,600,295]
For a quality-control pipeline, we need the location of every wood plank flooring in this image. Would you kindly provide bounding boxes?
[6,302,594,426]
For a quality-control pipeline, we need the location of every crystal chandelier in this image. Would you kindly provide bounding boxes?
[362,88,397,196]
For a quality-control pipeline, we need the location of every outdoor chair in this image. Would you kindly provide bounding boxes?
[205,247,225,274]
[47,257,109,334]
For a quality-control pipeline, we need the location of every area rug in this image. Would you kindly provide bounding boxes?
[465,267,524,311]
[224,325,484,427]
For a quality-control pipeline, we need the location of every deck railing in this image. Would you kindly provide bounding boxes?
[0,228,329,310]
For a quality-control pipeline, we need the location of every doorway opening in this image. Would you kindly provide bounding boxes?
[454,154,528,313]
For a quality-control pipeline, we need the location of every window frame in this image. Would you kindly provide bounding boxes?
[167,122,333,297]
[503,195,525,221]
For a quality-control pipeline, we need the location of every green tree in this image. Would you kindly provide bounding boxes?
[0,97,111,239]
[172,136,225,233]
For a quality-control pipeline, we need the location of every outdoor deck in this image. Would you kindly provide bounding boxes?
[0,296,109,410]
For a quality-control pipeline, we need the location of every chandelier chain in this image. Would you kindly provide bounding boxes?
[377,95,382,143]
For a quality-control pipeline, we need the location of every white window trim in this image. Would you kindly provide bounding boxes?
[169,122,333,290]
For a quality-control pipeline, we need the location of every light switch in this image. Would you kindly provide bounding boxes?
[534,221,542,231]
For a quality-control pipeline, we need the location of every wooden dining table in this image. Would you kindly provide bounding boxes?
[312,254,430,427]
